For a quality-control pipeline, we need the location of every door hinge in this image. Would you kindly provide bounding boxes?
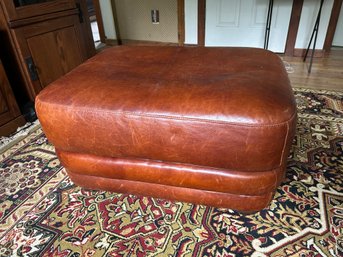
[25,57,39,81]
[76,3,84,23]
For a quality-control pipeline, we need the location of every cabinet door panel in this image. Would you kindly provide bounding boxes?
[0,91,9,115]
[1,1,95,102]
[12,14,90,99]
[0,61,21,127]
[27,25,83,86]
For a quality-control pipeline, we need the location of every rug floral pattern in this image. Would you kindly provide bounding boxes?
[0,88,342,257]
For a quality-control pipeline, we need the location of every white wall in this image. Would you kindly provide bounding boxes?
[185,0,198,44]
[99,0,177,42]
[295,0,334,49]
[99,0,117,40]
[114,0,178,43]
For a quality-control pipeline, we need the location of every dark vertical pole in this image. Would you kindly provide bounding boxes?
[264,0,274,50]
[303,0,324,73]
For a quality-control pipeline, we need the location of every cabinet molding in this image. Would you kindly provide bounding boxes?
[1,0,75,21]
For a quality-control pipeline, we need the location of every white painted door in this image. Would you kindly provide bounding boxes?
[333,3,343,46]
[295,0,334,50]
[205,0,293,53]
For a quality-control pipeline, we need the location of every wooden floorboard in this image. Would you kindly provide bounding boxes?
[281,48,343,92]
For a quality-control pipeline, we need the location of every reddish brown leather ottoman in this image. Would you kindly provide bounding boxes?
[35,46,296,212]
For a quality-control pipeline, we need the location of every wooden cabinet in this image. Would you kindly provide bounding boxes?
[10,9,93,98]
[0,60,26,136]
[2,0,76,21]
[20,17,84,87]
[0,0,95,101]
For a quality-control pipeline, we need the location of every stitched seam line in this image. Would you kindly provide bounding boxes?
[58,149,284,173]
[280,121,290,167]
[68,170,275,197]
[40,101,297,128]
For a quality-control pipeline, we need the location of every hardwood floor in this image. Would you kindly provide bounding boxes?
[281,48,343,92]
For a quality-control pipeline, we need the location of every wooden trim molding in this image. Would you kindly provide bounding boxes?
[9,9,78,28]
[324,0,343,51]
[198,0,205,46]
[178,0,185,46]
[104,39,119,46]
[107,39,179,46]
[293,48,325,58]
[285,0,304,56]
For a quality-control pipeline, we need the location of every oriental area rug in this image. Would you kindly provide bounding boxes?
[0,88,342,257]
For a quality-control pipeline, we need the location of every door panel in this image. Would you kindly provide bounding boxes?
[11,13,92,99]
[205,0,292,52]
[0,61,21,127]
[27,26,83,86]
[216,0,240,27]
[0,91,9,115]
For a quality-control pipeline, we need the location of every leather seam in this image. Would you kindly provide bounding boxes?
[57,149,284,174]
[280,121,290,167]
[39,101,297,128]
[67,170,272,197]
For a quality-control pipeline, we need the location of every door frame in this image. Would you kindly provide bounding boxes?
[323,0,343,50]
[178,0,185,46]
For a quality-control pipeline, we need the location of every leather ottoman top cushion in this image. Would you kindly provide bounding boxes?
[36,46,296,171]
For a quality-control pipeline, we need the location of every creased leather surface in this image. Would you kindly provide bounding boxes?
[35,46,297,211]
[67,170,274,212]
[57,149,284,196]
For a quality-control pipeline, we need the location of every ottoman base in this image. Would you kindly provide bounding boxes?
[67,171,274,212]
[58,150,280,212]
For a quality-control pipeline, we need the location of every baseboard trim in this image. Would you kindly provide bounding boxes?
[293,48,325,58]
[105,39,179,46]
